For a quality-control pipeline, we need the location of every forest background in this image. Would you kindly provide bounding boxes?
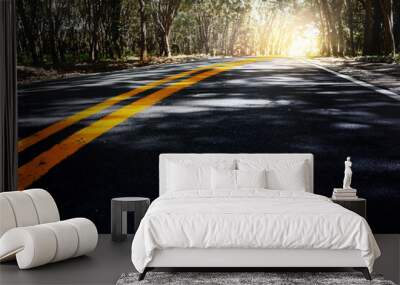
[16,0,400,81]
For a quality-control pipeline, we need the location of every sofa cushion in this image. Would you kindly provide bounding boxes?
[0,189,60,238]
[25,189,60,224]
[0,192,39,227]
[0,196,17,237]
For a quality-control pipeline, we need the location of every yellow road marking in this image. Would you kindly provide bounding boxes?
[18,58,261,189]
[18,62,227,153]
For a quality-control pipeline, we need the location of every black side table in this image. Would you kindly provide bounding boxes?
[331,198,367,219]
[111,197,150,242]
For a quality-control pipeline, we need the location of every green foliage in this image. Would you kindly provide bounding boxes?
[16,0,400,67]
[394,54,400,64]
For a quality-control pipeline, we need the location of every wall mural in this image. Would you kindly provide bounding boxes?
[17,0,400,233]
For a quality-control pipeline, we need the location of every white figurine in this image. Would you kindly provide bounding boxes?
[343,157,353,189]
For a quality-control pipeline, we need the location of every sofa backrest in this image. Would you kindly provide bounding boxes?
[0,189,60,237]
[159,153,313,195]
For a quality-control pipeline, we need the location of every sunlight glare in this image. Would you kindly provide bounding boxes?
[287,25,319,57]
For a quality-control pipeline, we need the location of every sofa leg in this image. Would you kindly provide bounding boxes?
[354,267,371,280]
[138,268,148,281]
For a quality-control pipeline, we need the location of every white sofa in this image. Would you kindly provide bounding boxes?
[0,188,98,269]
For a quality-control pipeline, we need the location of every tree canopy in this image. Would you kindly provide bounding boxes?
[16,0,400,66]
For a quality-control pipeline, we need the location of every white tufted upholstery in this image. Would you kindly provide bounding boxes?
[0,189,98,269]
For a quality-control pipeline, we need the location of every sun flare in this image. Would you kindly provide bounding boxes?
[248,2,320,57]
[287,25,320,57]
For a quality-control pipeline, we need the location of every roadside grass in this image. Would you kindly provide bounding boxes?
[17,54,214,85]
[18,53,399,85]
[354,54,400,64]
[309,54,400,64]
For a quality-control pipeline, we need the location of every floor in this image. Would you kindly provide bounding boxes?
[1,234,399,285]
[374,235,400,284]
[0,235,134,285]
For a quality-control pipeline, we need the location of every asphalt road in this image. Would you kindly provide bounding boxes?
[18,57,400,233]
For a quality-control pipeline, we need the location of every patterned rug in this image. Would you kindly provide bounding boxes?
[116,271,396,285]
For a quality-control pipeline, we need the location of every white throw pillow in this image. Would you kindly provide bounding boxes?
[166,159,235,192]
[167,162,210,191]
[211,169,268,191]
[236,169,267,189]
[211,168,236,190]
[237,159,308,191]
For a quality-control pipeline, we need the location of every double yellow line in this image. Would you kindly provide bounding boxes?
[18,58,262,189]
[18,64,219,152]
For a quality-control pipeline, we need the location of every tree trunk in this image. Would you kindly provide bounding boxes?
[17,0,41,65]
[111,0,122,59]
[394,0,400,51]
[363,0,376,55]
[346,0,355,56]
[90,3,100,62]
[317,0,330,56]
[47,0,59,66]
[333,0,345,56]
[139,0,148,62]
[372,0,384,53]
[228,16,241,55]
[165,33,171,57]
[320,0,339,56]
[157,29,167,56]
[379,0,396,55]
[151,0,181,57]
[196,13,211,55]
